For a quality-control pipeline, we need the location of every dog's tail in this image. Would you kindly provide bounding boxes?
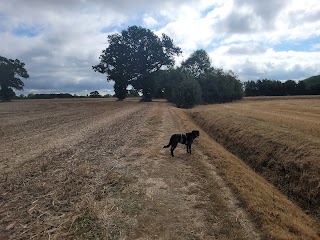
[163,143,171,148]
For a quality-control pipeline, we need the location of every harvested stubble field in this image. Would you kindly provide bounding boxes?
[0,98,319,239]
[188,97,320,233]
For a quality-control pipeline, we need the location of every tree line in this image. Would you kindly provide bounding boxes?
[14,90,140,99]
[244,79,320,96]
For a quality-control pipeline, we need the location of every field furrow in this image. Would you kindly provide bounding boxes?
[1,98,319,239]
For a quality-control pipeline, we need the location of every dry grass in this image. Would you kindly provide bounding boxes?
[1,98,319,239]
[0,99,146,239]
[1,99,263,239]
[185,96,320,239]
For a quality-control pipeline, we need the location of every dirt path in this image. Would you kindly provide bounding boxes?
[0,100,261,239]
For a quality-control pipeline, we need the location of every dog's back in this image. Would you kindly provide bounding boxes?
[163,130,200,156]
[163,134,182,148]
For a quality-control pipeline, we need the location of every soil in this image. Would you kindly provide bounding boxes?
[0,99,261,239]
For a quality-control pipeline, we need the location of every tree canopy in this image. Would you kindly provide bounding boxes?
[181,49,211,78]
[93,25,181,101]
[243,79,320,96]
[0,56,29,101]
[170,71,202,108]
[145,49,244,107]
[179,50,243,104]
[302,75,320,95]
[198,69,243,103]
[89,91,101,98]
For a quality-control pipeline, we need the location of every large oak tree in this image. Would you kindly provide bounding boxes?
[0,56,29,101]
[93,26,181,101]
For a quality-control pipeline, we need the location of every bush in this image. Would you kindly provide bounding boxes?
[199,69,243,103]
[171,75,202,108]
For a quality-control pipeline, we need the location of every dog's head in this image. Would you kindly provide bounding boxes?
[192,130,200,139]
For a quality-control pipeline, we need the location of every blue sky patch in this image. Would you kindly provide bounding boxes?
[273,36,320,52]
[201,4,217,17]
[12,24,43,37]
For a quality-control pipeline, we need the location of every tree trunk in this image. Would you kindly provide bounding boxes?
[141,90,152,102]
[0,85,15,102]
[114,80,128,101]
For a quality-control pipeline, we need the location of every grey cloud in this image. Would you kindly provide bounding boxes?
[16,48,112,95]
[237,0,287,24]
[289,10,320,27]
[237,60,319,81]
[220,12,256,33]
[20,48,53,61]
[25,77,110,91]
[227,44,266,55]
[237,59,262,79]
[23,70,113,95]
[3,0,198,15]
[217,0,288,33]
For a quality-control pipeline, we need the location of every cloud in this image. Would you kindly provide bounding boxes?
[313,43,320,50]
[209,47,320,81]
[143,15,158,27]
[226,44,266,55]
[158,1,221,53]
[0,0,319,96]
[215,0,288,33]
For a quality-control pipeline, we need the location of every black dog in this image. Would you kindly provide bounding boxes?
[163,130,200,157]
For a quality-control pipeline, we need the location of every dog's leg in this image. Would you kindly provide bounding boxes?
[189,144,192,154]
[171,143,178,157]
[171,146,175,157]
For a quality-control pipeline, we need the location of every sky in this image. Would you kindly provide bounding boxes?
[1,0,320,96]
